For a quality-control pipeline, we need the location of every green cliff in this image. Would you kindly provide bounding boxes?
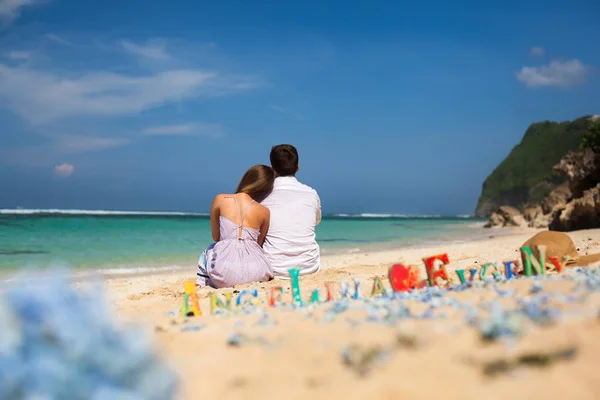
[474,116,592,217]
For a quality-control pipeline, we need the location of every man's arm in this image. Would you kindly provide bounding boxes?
[315,193,322,225]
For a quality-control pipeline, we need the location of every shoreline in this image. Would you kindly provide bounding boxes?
[0,221,497,280]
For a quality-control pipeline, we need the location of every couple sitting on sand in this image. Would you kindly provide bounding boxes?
[196,144,321,288]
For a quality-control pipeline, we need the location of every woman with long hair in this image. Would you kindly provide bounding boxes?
[196,165,275,288]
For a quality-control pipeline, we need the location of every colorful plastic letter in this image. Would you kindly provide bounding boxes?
[371,277,387,296]
[210,293,232,315]
[289,268,302,304]
[324,282,334,301]
[504,260,518,279]
[268,286,283,307]
[456,269,467,284]
[181,281,202,317]
[388,264,420,292]
[480,263,498,281]
[340,281,350,298]
[352,278,362,299]
[236,290,247,307]
[310,289,320,303]
[521,245,545,276]
[180,293,189,317]
[423,253,450,287]
[549,256,564,273]
[469,268,478,281]
[251,288,260,305]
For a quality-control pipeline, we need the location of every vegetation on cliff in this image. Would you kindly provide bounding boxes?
[475,116,592,217]
[581,119,600,152]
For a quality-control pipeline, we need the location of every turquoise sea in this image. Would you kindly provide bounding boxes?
[0,210,486,275]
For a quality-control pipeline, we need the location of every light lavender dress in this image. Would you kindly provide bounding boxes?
[196,196,273,288]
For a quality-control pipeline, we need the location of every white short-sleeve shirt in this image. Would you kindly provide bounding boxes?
[261,176,321,277]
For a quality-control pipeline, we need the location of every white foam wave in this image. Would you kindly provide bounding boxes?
[467,222,486,228]
[332,213,443,218]
[1,264,192,283]
[345,248,362,254]
[95,265,190,276]
[0,209,207,216]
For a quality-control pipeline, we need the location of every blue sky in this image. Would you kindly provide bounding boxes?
[0,0,599,214]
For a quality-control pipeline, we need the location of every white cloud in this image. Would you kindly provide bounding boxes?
[5,50,32,60]
[0,64,259,123]
[530,46,545,57]
[516,59,592,88]
[44,33,72,46]
[53,134,130,154]
[0,0,36,25]
[142,122,222,137]
[1,134,130,166]
[120,39,170,60]
[54,163,74,176]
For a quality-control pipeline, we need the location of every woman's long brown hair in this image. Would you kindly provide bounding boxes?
[235,165,275,202]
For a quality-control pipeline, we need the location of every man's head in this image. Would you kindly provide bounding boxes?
[270,144,299,177]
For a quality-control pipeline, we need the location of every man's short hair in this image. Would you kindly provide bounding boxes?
[270,144,299,176]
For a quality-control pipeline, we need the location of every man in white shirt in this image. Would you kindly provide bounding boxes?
[261,144,321,277]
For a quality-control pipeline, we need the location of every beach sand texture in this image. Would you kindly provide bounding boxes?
[106,228,600,399]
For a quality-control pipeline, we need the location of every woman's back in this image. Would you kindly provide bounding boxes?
[206,193,273,287]
[216,193,266,237]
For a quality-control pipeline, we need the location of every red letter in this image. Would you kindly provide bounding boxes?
[423,253,450,287]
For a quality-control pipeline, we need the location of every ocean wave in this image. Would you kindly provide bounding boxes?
[331,213,443,218]
[1,264,192,283]
[0,209,208,216]
[467,222,486,228]
[93,265,190,276]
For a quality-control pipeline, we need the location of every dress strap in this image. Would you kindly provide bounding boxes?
[232,194,254,242]
[240,200,255,226]
[232,193,240,219]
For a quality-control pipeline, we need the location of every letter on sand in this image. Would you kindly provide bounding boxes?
[210,293,232,314]
[289,268,302,304]
[521,245,546,276]
[423,254,450,287]
[371,277,387,296]
[504,260,519,279]
[181,281,202,317]
[269,287,283,307]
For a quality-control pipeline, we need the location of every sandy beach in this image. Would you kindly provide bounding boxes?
[103,227,600,399]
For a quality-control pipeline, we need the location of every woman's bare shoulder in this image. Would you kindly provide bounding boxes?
[255,203,270,215]
[213,194,235,206]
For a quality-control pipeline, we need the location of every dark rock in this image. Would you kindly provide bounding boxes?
[522,204,550,228]
[475,198,498,218]
[550,184,600,231]
[553,149,600,198]
[541,182,572,214]
[548,144,600,231]
[484,206,527,228]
